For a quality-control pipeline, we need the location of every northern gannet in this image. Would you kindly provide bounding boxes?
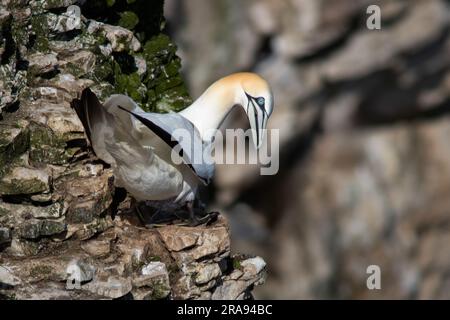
[71,72,274,225]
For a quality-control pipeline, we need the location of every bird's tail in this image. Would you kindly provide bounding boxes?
[71,88,117,164]
[71,88,104,146]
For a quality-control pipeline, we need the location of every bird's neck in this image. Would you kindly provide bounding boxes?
[179,80,241,142]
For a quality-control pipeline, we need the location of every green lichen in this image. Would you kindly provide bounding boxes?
[29,123,74,165]
[18,219,66,239]
[29,14,50,53]
[150,279,170,299]
[232,258,242,270]
[119,11,139,30]
[40,220,67,236]
[0,177,48,196]
[166,263,180,275]
[62,62,86,78]
[114,68,146,104]
[148,256,161,262]
[138,34,191,112]
[19,221,42,239]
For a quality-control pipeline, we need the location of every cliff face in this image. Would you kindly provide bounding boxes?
[0,0,265,299]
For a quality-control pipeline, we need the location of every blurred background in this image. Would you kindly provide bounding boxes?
[164,0,450,299]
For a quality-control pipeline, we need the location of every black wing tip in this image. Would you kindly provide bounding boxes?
[71,87,102,147]
[71,87,96,109]
[81,87,100,104]
[70,97,81,111]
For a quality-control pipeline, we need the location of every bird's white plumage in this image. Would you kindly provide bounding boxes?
[74,72,273,208]
[90,93,214,203]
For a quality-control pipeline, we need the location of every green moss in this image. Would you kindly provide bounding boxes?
[154,75,183,93]
[143,34,172,58]
[114,70,146,104]
[29,123,74,165]
[67,206,96,224]
[62,62,86,78]
[150,279,170,299]
[119,11,139,30]
[232,258,242,270]
[30,15,50,53]
[0,177,48,195]
[90,62,114,82]
[166,263,180,275]
[40,220,67,236]
[19,221,42,239]
[136,34,192,112]
[148,256,161,262]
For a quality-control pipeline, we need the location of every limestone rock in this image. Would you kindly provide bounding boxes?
[195,263,221,285]
[83,276,132,299]
[80,239,111,257]
[240,257,267,281]
[159,218,230,265]
[212,280,249,300]
[87,21,141,53]
[0,266,21,287]
[28,53,58,75]
[132,262,171,300]
[158,227,199,252]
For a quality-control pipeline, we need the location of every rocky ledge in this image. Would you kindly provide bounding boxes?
[0,214,266,300]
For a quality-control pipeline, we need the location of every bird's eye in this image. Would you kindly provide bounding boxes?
[256,97,265,107]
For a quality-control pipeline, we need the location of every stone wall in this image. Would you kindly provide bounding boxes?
[0,0,265,300]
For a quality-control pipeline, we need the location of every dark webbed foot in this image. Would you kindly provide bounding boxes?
[133,199,220,228]
[144,210,178,228]
[189,211,219,227]
[185,201,219,227]
[133,201,174,228]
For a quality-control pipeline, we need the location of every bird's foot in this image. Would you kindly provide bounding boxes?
[187,211,219,227]
[134,200,220,228]
[144,210,178,228]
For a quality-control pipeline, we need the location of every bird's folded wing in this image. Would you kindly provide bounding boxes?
[71,89,117,165]
[72,89,184,199]
[117,106,214,185]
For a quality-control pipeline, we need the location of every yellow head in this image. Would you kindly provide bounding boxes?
[220,72,274,149]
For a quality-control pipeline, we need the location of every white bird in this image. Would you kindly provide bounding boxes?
[71,72,274,225]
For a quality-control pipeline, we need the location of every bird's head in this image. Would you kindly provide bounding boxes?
[232,73,274,149]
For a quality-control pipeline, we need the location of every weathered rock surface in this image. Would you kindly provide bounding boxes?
[0,215,265,300]
[0,0,264,300]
